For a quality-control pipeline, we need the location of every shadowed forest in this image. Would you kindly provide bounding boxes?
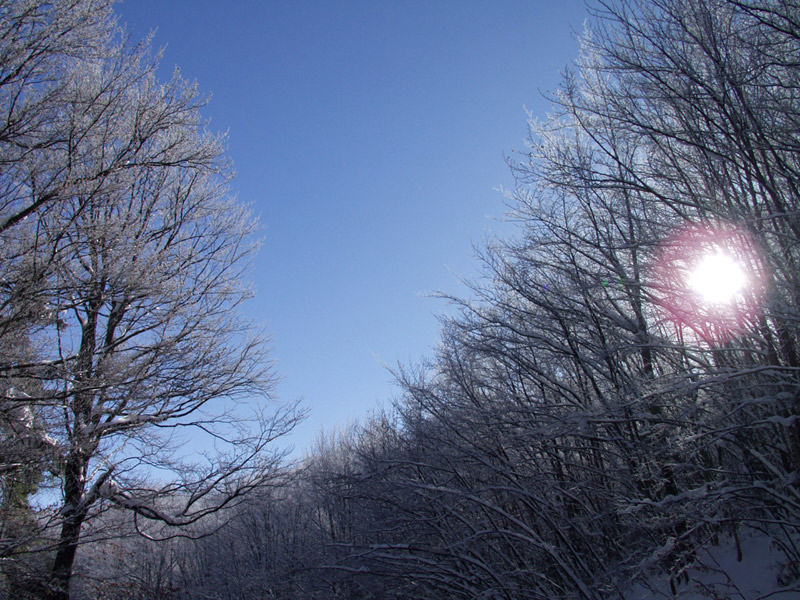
[1,0,799,598]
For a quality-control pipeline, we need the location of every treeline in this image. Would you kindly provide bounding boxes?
[3,0,800,598]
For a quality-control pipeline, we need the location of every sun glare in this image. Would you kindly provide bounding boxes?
[652,219,765,343]
[688,251,747,305]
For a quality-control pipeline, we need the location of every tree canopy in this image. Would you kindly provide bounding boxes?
[0,1,300,597]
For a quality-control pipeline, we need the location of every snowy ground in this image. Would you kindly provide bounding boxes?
[625,529,799,599]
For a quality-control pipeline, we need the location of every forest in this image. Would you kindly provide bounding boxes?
[1,0,799,598]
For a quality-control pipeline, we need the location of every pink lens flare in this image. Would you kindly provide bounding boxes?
[649,222,767,345]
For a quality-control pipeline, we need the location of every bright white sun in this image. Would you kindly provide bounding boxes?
[688,252,747,304]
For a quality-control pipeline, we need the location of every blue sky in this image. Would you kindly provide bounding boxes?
[115,0,589,455]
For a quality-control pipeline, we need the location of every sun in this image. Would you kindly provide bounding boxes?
[651,222,766,344]
[688,251,747,305]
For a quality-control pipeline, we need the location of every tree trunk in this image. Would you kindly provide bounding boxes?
[45,451,88,600]
[46,515,85,600]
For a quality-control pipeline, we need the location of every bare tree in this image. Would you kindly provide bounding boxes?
[0,1,302,598]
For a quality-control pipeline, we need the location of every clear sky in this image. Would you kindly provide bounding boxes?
[114,0,589,456]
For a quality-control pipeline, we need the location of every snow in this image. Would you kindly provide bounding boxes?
[624,528,799,599]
